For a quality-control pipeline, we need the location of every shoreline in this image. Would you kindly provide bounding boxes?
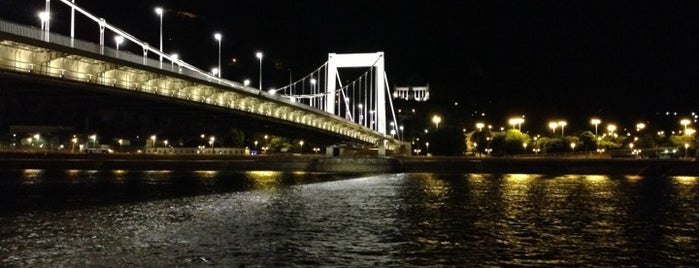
[1,152,698,176]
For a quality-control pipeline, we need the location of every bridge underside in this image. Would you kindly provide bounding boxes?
[0,70,372,146]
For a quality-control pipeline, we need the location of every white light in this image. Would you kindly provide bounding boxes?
[154,7,163,15]
[214,33,222,41]
[256,52,263,59]
[114,35,124,45]
[244,79,251,86]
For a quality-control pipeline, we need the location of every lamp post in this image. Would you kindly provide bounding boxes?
[558,120,567,137]
[256,51,263,92]
[432,115,442,129]
[214,33,222,78]
[523,142,528,154]
[476,122,484,132]
[155,7,164,66]
[681,118,691,133]
[244,79,250,87]
[114,35,124,58]
[209,136,215,154]
[299,140,304,153]
[38,11,49,41]
[685,143,690,158]
[591,118,601,136]
[549,121,558,135]
[150,135,157,148]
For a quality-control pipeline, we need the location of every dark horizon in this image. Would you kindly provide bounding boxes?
[1,1,697,132]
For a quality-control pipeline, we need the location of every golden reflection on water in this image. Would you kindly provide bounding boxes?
[245,171,284,191]
[673,176,698,185]
[21,169,44,184]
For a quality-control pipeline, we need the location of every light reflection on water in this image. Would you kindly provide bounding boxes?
[0,171,698,266]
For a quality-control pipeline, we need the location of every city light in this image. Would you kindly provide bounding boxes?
[432,115,442,129]
[214,33,222,78]
[256,51,263,91]
[591,118,601,136]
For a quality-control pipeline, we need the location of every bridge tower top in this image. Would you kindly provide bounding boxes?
[326,52,386,135]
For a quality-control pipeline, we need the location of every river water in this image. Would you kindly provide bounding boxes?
[1,170,698,267]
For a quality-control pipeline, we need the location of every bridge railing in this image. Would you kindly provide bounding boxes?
[0,19,261,96]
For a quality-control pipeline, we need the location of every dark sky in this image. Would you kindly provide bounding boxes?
[2,1,698,129]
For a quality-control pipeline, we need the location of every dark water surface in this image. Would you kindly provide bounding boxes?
[1,170,698,267]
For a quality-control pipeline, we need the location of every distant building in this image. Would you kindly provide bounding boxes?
[393,84,430,102]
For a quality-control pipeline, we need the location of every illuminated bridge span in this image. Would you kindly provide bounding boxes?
[0,0,403,154]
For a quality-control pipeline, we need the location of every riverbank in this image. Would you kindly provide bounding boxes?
[0,152,697,175]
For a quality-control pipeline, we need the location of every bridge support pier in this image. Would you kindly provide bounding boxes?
[378,140,386,157]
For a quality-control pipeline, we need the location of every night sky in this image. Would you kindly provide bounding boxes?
[2,1,698,130]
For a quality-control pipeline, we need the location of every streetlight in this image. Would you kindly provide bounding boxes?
[89,134,97,148]
[476,122,484,132]
[209,136,215,154]
[39,11,50,42]
[399,125,404,141]
[256,51,263,92]
[523,142,528,154]
[685,143,690,158]
[299,140,304,153]
[155,7,164,66]
[432,115,442,129]
[114,35,124,58]
[570,142,576,152]
[150,135,157,148]
[549,121,558,135]
[607,124,617,135]
[591,118,601,136]
[425,142,430,154]
[558,120,567,137]
[71,137,78,153]
[508,117,524,131]
[244,79,251,87]
[214,33,222,78]
[636,123,646,132]
[680,118,691,133]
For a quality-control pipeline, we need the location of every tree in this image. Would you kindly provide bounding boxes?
[490,129,531,155]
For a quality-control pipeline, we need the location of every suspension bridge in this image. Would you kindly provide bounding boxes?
[0,0,406,155]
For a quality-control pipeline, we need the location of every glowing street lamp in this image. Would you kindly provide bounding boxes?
[685,143,690,158]
[71,137,78,152]
[150,135,157,148]
[154,7,164,65]
[256,51,263,91]
[209,136,215,153]
[476,122,485,132]
[558,120,567,137]
[570,142,576,152]
[114,35,124,58]
[607,124,617,135]
[243,79,251,87]
[508,117,524,131]
[523,142,528,153]
[634,123,645,132]
[590,118,601,136]
[432,115,442,129]
[680,118,691,132]
[549,121,558,135]
[214,33,222,78]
